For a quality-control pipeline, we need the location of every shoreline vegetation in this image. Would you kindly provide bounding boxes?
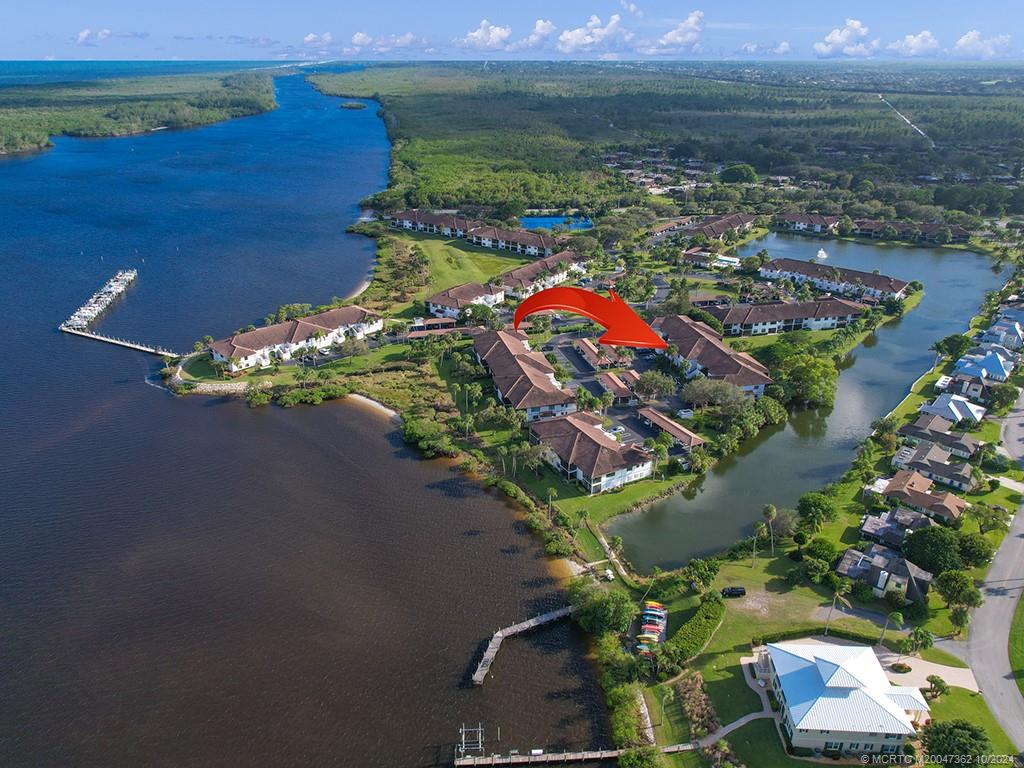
[0,70,278,155]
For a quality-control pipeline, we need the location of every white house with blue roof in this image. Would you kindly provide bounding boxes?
[953,351,1013,382]
[756,642,928,757]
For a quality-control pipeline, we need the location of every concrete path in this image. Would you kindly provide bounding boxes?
[991,474,1024,495]
[875,649,979,691]
[962,394,1024,754]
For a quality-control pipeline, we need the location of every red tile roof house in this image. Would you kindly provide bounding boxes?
[876,470,969,524]
[466,225,562,257]
[388,210,482,238]
[529,412,653,495]
[472,329,576,422]
[652,315,773,397]
[210,305,383,373]
[708,298,867,337]
[425,282,506,319]
[501,250,589,299]
[637,407,705,452]
[595,372,637,406]
[684,213,756,240]
[575,338,629,370]
[773,214,839,234]
[759,258,909,300]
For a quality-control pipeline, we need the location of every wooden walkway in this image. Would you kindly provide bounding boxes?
[454,742,704,765]
[59,326,183,358]
[470,606,574,686]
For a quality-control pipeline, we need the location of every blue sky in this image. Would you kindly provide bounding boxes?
[5,0,1021,61]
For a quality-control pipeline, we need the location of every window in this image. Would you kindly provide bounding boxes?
[848,743,859,751]
[824,742,843,751]
[882,745,899,754]
[885,734,902,740]
[863,744,875,752]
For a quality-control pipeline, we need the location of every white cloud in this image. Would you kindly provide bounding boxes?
[886,30,939,57]
[75,28,111,46]
[740,40,791,56]
[303,31,332,46]
[507,19,556,51]
[636,10,703,55]
[557,14,633,54]
[619,0,643,17]
[349,30,422,53]
[457,19,513,50]
[813,18,879,57]
[952,30,1011,58]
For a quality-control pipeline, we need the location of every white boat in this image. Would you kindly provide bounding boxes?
[816,248,828,259]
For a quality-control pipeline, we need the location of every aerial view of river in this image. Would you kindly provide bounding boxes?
[0,69,608,766]
[609,233,1006,572]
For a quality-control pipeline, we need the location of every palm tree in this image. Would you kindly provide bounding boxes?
[909,626,934,657]
[824,580,852,636]
[546,487,558,519]
[762,504,777,556]
[879,610,904,646]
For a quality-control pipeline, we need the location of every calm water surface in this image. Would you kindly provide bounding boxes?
[609,233,1005,571]
[0,72,608,766]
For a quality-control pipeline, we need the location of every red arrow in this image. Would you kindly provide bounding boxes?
[513,287,667,349]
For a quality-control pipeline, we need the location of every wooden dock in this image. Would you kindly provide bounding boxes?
[454,743,697,765]
[470,606,574,686]
[59,326,183,358]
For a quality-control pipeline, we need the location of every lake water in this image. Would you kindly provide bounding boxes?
[0,71,609,766]
[519,215,593,231]
[608,233,1005,572]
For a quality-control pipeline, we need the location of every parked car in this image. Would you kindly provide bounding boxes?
[608,425,626,435]
[721,586,746,598]
[541,343,555,351]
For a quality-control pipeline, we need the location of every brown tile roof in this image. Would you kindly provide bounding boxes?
[638,407,704,448]
[708,298,867,327]
[468,225,561,251]
[881,470,968,522]
[686,213,755,238]
[575,338,629,368]
[619,369,641,388]
[596,372,632,399]
[210,305,378,359]
[472,329,574,410]
[775,214,839,227]
[530,412,652,480]
[390,210,483,231]
[427,282,504,310]
[896,414,981,456]
[502,250,584,292]
[762,258,909,295]
[652,315,773,388]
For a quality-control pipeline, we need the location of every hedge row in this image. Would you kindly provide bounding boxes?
[666,597,726,662]
[753,624,896,651]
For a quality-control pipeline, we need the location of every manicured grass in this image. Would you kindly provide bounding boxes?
[928,687,1018,757]
[1010,592,1024,700]
[645,684,705,767]
[888,361,952,422]
[181,345,413,386]
[727,719,803,768]
[690,558,882,724]
[918,646,969,669]
[968,418,1003,444]
[372,230,531,318]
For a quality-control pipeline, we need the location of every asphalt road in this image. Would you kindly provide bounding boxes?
[965,395,1024,755]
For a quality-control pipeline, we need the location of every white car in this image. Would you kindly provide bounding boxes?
[609,425,626,435]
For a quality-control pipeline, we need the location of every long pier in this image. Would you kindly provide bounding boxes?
[59,326,183,358]
[471,606,574,685]
[454,743,698,765]
[59,270,184,358]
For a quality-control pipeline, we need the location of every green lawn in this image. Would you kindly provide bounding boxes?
[918,646,969,668]
[728,719,803,768]
[888,361,952,422]
[180,345,413,386]
[928,687,1018,757]
[1011,593,1024,700]
[378,230,531,317]
[645,684,706,767]
[690,559,882,723]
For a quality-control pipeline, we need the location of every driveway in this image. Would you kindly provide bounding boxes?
[962,391,1024,754]
[875,649,979,691]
